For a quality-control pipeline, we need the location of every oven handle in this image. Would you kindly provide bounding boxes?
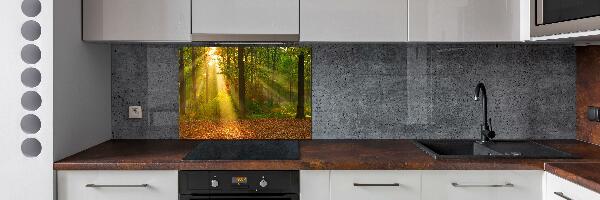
[180,194,299,200]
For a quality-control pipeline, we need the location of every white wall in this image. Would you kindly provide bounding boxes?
[53,0,111,161]
[0,0,54,199]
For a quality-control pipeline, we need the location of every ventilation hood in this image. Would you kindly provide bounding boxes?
[191,0,300,43]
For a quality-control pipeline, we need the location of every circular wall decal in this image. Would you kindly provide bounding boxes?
[21,44,41,64]
[21,114,41,134]
[21,20,41,41]
[21,68,41,88]
[21,0,41,17]
[21,138,42,157]
[21,91,42,111]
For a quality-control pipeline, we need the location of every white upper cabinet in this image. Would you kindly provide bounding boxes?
[408,0,530,42]
[300,0,408,42]
[82,0,191,42]
[191,0,300,41]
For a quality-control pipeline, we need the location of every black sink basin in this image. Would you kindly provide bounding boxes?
[413,140,577,160]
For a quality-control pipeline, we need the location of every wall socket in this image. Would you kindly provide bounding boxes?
[128,106,143,119]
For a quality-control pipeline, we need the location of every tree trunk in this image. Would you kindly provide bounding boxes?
[205,49,209,103]
[178,49,186,115]
[238,47,246,117]
[191,48,197,101]
[225,48,232,89]
[296,51,305,119]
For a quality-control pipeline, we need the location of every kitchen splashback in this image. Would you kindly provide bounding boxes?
[178,47,312,139]
[112,43,576,139]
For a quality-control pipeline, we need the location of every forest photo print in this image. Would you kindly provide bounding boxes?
[178,46,312,139]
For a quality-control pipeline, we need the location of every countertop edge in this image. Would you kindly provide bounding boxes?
[545,162,600,194]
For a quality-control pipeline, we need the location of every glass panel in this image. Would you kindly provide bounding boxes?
[178,46,312,140]
[542,0,600,24]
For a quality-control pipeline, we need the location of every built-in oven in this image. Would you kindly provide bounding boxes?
[179,171,299,200]
[532,0,600,37]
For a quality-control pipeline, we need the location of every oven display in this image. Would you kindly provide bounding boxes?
[232,176,248,185]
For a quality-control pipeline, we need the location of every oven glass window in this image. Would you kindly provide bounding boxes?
[540,0,600,24]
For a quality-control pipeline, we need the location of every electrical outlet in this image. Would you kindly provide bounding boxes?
[128,106,143,119]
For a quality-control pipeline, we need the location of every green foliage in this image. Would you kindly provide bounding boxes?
[179,46,312,121]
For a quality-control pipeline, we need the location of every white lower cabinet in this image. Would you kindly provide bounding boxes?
[300,170,331,200]
[300,170,547,200]
[331,170,421,200]
[545,172,600,200]
[57,170,178,200]
[422,170,543,200]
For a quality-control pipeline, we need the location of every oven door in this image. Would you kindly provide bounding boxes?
[180,194,299,200]
[533,0,600,37]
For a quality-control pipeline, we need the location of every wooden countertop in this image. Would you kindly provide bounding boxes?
[54,139,600,194]
[545,162,600,194]
[54,139,600,170]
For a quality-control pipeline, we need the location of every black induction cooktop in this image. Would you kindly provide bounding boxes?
[183,140,300,160]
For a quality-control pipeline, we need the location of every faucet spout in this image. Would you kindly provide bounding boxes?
[474,83,495,142]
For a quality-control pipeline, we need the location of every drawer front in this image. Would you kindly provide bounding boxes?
[422,170,543,200]
[57,170,178,200]
[546,172,600,200]
[330,170,421,200]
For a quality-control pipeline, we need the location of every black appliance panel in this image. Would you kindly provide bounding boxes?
[180,194,298,200]
[179,171,299,200]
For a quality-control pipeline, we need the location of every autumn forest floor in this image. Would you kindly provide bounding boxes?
[179,118,312,139]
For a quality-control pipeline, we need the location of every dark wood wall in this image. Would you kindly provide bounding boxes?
[577,46,600,145]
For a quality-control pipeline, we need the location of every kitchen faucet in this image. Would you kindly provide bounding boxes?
[474,82,495,143]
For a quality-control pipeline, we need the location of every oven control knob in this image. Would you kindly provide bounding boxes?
[259,179,268,188]
[210,179,219,188]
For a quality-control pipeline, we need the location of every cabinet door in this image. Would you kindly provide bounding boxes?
[82,0,191,41]
[546,172,600,200]
[422,170,543,200]
[300,0,408,42]
[191,0,299,41]
[300,170,330,200]
[330,170,420,200]
[57,170,178,200]
[409,0,529,42]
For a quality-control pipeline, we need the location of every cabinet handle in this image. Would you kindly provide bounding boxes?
[353,183,400,187]
[451,182,514,188]
[85,184,149,188]
[553,192,573,200]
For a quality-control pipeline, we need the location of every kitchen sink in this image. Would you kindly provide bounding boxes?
[413,140,577,160]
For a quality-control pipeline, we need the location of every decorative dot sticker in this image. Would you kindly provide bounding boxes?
[21,20,41,41]
[21,138,42,157]
[20,114,41,134]
[21,91,42,111]
[21,44,41,64]
[21,68,41,88]
[21,0,41,17]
